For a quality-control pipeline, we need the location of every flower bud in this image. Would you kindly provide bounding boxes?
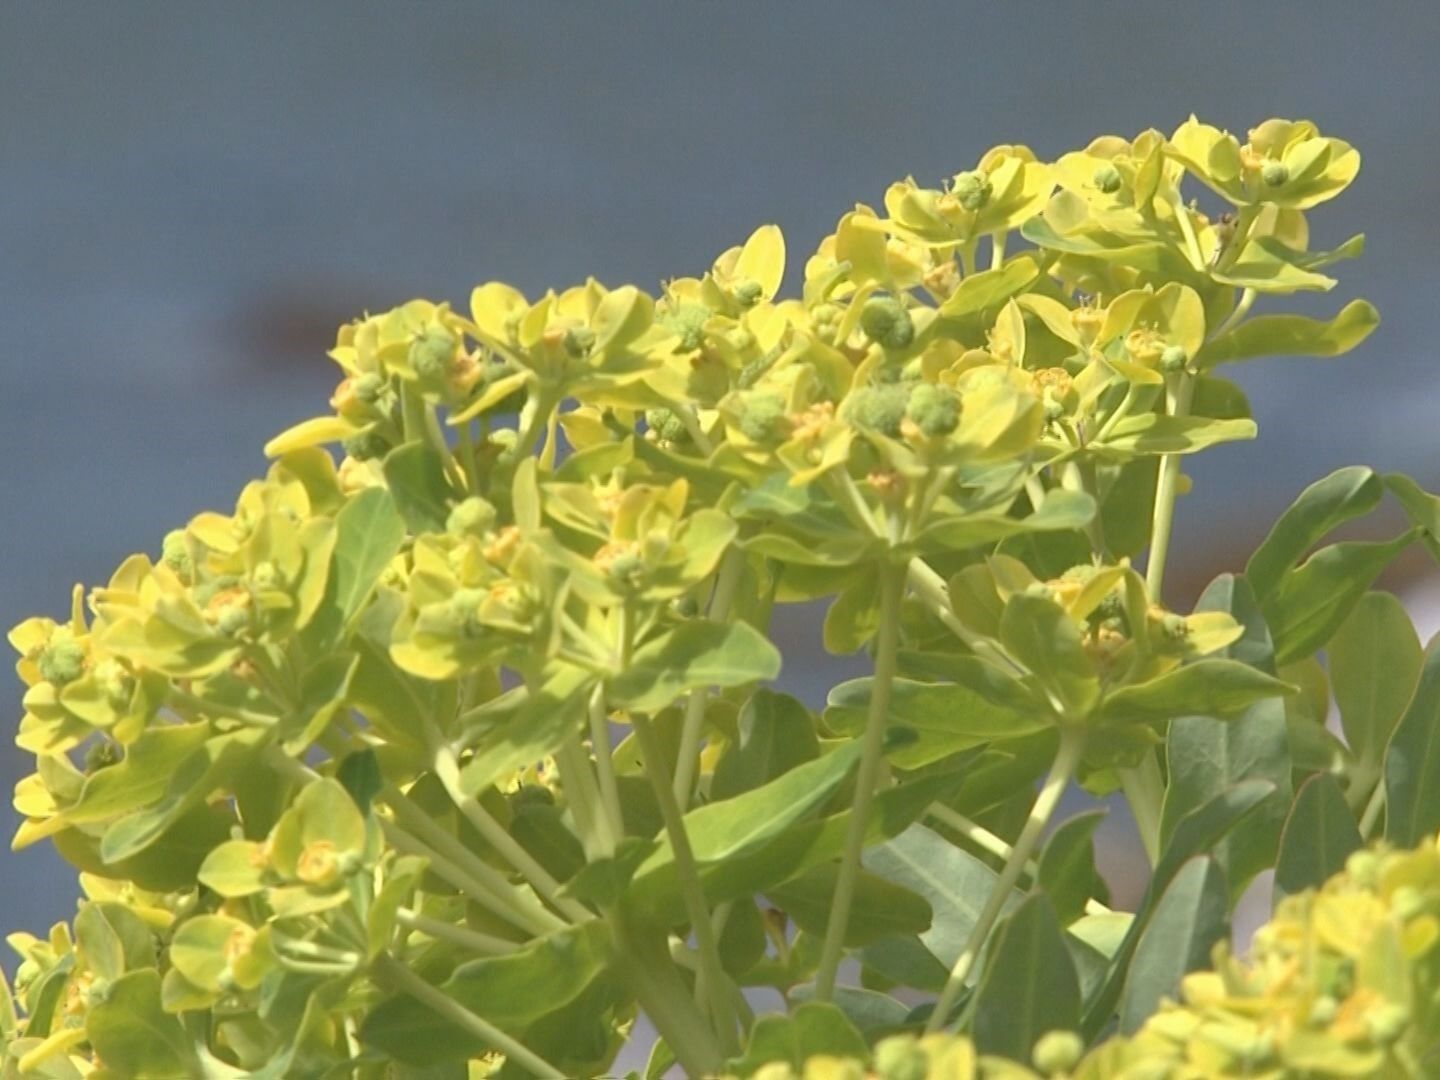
[215,604,251,638]
[409,326,457,381]
[1262,161,1290,188]
[860,297,915,351]
[1032,1029,1085,1074]
[1308,995,1339,1025]
[38,633,86,687]
[1092,163,1123,194]
[1159,345,1188,373]
[733,279,764,307]
[873,1035,929,1080]
[644,408,691,445]
[563,326,596,359]
[83,976,113,1008]
[447,496,498,538]
[849,383,911,438]
[905,383,961,437]
[953,170,993,211]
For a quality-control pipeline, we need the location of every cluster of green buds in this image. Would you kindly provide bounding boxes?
[5,117,1415,1080]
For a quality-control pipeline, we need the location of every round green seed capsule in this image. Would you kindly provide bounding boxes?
[873,1035,929,1080]
[849,383,911,438]
[447,496,498,538]
[343,430,391,462]
[663,302,711,351]
[1159,345,1188,373]
[905,382,961,436]
[563,326,596,359]
[735,389,790,444]
[84,739,121,774]
[161,529,192,577]
[859,297,916,351]
[1093,163,1123,194]
[354,372,387,404]
[1032,1029,1085,1074]
[954,170,993,211]
[733,279,764,307]
[409,326,457,380]
[38,636,86,687]
[1262,161,1290,187]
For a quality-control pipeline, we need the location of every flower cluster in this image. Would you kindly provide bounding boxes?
[4,117,1419,1080]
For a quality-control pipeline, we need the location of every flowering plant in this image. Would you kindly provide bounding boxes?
[5,116,1439,1079]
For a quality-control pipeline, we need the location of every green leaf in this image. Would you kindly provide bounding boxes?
[304,485,407,652]
[1036,810,1107,925]
[382,441,462,534]
[337,748,385,815]
[825,675,1049,769]
[1097,660,1293,728]
[1156,575,1291,900]
[711,690,819,800]
[1081,780,1274,1039]
[1117,856,1229,1034]
[85,970,199,1078]
[728,1002,868,1076]
[786,984,910,1037]
[1196,299,1379,369]
[50,722,212,829]
[1246,466,1382,602]
[1263,534,1416,665]
[823,564,880,654]
[1330,591,1423,770]
[630,770,960,924]
[74,902,154,984]
[718,898,768,978]
[656,741,863,868]
[1100,414,1256,455]
[1000,593,1098,717]
[1275,773,1362,904]
[1210,236,1339,293]
[916,489,1096,554]
[100,727,267,863]
[609,620,781,713]
[1385,633,1440,848]
[361,920,611,1066]
[459,665,594,796]
[862,823,1018,975]
[1385,472,1440,563]
[935,258,1041,323]
[973,894,1081,1060]
[769,863,932,946]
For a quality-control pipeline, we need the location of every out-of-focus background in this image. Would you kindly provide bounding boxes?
[2,0,1437,1002]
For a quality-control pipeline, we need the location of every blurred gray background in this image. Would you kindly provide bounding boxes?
[2,0,1437,1005]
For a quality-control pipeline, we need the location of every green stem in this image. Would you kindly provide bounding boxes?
[396,908,517,956]
[1359,781,1387,840]
[425,730,592,923]
[925,727,1086,1033]
[373,954,565,1078]
[587,684,626,841]
[990,231,1008,270]
[608,913,725,1078]
[630,711,738,1054]
[1211,287,1257,341]
[166,688,277,728]
[672,547,747,805]
[381,795,564,936]
[455,418,483,497]
[556,729,614,859]
[907,558,1027,677]
[510,386,557,462]
[1145,372,1194,602]
[1119,754,1165,866]
[813,562,904,1002]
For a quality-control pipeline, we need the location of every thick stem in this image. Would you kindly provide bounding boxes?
[1145,372,1195,603]
[813,562,904,1002]
[374,954,565,1078]
[925,727,1086,1033]
[631,711,738,1054]
[1359,781,1387,840]
[673,546,747,805]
